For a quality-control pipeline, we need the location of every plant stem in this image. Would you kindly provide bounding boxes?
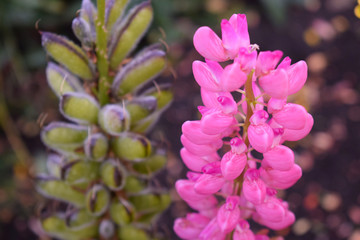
[243,70,255,147]
[96,0,110,105]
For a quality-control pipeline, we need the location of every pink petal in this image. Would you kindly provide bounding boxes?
[236,47,257,73]
[229,14,250,48]
[221,19,240,59]
[193,26,228,62]
[194,173,225,195]
[174,214,210,240]
[255,197,285,222]
[262,145,294,171]
[254,209,295,230]
[258,69,289,98]
[181,135,220,156]
[267,97,286,114]
[256,50,283,76]
[182,121,221,145]
[220,151,247,180]
[219,62,247,92]
[277,56,291,69]
[272,103,308,130]
[217,96,238,115]
[260,164,302,189]
[217,196,241,233]
[248,123,274,153]
[199,217,227,240]
[287,60,308,95]
[281,113,314,141]
[175,179,208,202]
[242,169,267,205]
[193,61,220,91]
[187,195,218,211]
[200,110,235,135]
[205,59,224,80]
[181,148,215,172]
[201,88,233,109]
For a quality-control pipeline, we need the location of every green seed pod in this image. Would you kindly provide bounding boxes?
[72,17,93,48]
[112,133,152,161]
[132,150,166,176]
[42,214,97,240]
[109,2,153,70]
[84,133,109,161]
[100,159,126,190]
[129,192,170,214]
[110,199,134,226]
[112,46,166,96]
[63,160,100,190]
[46,154,65,178]
[126,96,157,126]
[85,184,110,217]
[98,104,130,136]
[118,225,149,240]
[99,219,115,239]
[41,122,88,156]
[46,62,84,98]
[105,0,129,32]
[60,92,100,125]
[124,175,146,194]
[66,209,96,228]
[37,177,85,207]
[42,32,94,80]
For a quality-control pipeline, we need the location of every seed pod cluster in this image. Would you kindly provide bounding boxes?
[38,0,172,239]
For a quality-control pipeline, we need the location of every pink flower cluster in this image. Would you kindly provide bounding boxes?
[174,14,313,240]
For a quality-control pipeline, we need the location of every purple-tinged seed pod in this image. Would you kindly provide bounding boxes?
[80,0,97,41]
[112,46,166,96]
[99,219,115,239]
[105,0,129,32]
[85,184,110,217]
[111,132,152,161]
[46,62,84,98]
[46,154,67,178]
[59,92,100,125]
[100,159,126,190]
[98,104,130,136]
[72,17,93,48]
[84,133,109,161]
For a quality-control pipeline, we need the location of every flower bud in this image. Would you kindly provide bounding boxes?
[287,60,308,95]
[260,164,302,189]
[100,159,126,190]
[272,103,308,130]
[85,184,110,216]
[98,104,130,135]
[46,62,83,97]
[180,135,220,157]
[37,177,85,207]
[192,60,220,91]
[200,88,233,109]
[105,0,129,31]
[80,0,96,39]
[281,113,314,141]
[72,17,93,48]
[99,219,115,239]
[109,2,153,69]
[41,122,88,156]
[112,133,152,161]
[84,133,108,161]
[182,120,221,145]
[63,160,99,190]
[194,164,225,195]
[110,200,135,226]
[132,150,167,176]
[112,46,166,96]
[41,32,94,80]
[175,179,208,202]
[143,83,173,110]
[180,148,219,172]
[60,92,99,125]
[118,225,149,240]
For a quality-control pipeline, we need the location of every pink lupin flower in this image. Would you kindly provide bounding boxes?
[219,62,247,91]
[255,235,270,240]
[254,208,295,230]
[193,60,221,91]
[262,145,294,171]
[248,110,274,153]
[200,109,235,135]
[217,196,241,233]
[281,113,314,141]
[182,120,221,145]
[286,60,308,95]
[242,168,267,205]
[173,213,211,240]
[175,179,208,202]
[187,195,218,212]
[194,162,226,195]
[255,196,286,222]
[272,103,308,130]
[255,50,283,76]
[201,88,234,109]
[267,97,287,114]
[180,148,219,172]
[235,47,257,73]
[260,164,302,189]
[258,69,289,99]
[221,151,247,180]
[199,217,227,240]
[233,220,256,240]
[217,96,238,115]
[180,135,220,156]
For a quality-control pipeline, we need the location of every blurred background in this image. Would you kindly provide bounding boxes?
[1,0,360,239]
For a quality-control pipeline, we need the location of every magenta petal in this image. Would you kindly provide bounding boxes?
[258,69,288,99]
[193,60,220,91]
[233,220,256,240]
[282,113,314,141]
[256,50,283,76]
[193,26,228,62]
[201,88,233,109]
[175,179,208,202]
[272,103,308,130]
[260,164,302,189]
[200,110,235,135]
[255,209,295,230]
[220,61,247,91]
[262,145,294,171]
[267,97,287,113]
[174,214,210,240]
[255,197,286,222]
[221,151,247,180]
[194,173,225,195]
[217,96,238,114]
[182,121,221,145]
[199,217,227,240]
[221,19,240,59]
[205,59,224,80]
[230,14,250,48]
[181,148,216,172]
[236,47,257,73]
[287,60,308,95]
[248,124,274,153]
[187,195,218,211]
[217,197,241,233]
[242,169,267,205]
[277,56,292,69]
[181,135,220,156]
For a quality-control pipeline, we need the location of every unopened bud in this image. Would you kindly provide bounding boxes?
[124,176,146,194]
[105,0,129,31]
[126,96,157,126]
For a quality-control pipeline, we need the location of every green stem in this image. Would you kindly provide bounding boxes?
[243,70,255,147]
[96,0,110,105]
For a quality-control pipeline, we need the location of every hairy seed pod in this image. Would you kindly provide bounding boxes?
[62,160,100,190]
[99,219,115,239]
[80,0,97,41]
[112,46,166,96]
[98,104,130,136]
[126,96,157,126]
[46,154,65,178]
[60,92,100,125]
[129,192,171,214]
[112,133,152,161]
[105,0,129,31]
[100,159,126,190]
[110,199,135,226]
[46,62,84,97]
[84,133,109,161]
[66,209,96,228]
[42,32,95,80]
[37,177,85,207]
[109,1,153,70]
[124,175,146,194]
[118,225,149,240]
[85,184,110,217]
[72,17,93,48]
[132,150,166,176]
